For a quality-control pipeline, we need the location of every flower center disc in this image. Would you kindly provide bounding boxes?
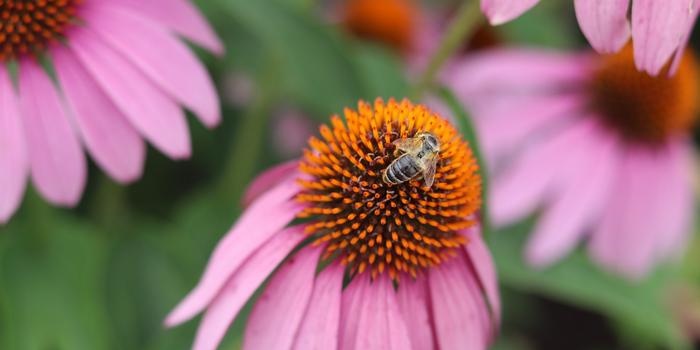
[0,0,82,61]
[341,0,416,53]
[297,99,482,280]
[591,44,699,143]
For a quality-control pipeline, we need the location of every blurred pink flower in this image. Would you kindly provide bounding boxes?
[165,99,500,350]
[481,0,698,75]
[271,107,316,158]
[0,0,222,222]
[446,45,697,279]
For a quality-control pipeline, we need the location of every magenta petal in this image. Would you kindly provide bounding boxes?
[165,178,301,326]
[574,0,630,53]
[429,255,487,350]
[669,7,699,74]
[242,247,322,350]
[340,275,411,350]
[94,0,224,54]
[52,46,146,184]
[463,228,501,329]
[396,275,435,350]
[526,124,620,267]
[84,3,220,128]
[191,225,306,350]
[19,59,87,206]
[632,0,695,75]
[0,67,28,222]
[481,0,540,25]
[292,263,344,350]
[69,28,191,159]
[243,161,299,207]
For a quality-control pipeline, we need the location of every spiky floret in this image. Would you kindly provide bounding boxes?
[297,98,482,280]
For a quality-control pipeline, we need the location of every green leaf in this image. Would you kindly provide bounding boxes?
[490,219,689,349]
[353,44,410,100]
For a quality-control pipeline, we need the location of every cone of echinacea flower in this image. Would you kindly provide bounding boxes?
[481,0,698,75]
[0,0,222,223]
[445,44,697,279]
[165,98,500,350]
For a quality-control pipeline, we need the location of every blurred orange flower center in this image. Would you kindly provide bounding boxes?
[297,98,482,280]
[591,44,699,143]
[0,0,82,61]
[342,0,416,53]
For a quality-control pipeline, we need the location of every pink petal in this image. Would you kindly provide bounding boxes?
[84,3,220,128]
[589,146,679,279]
[92,0,224,54]
[68,28,191,159]
[242,247,322,350]
[632,0,696,75]
[52,46,146,184]
[0,67,28,222]
[340,275,411,350]
[490,118,596,226]
[525,123,620,267]
[396,275,435,350]
[243,161,299,208]
[292,263,344,350]
[669,6,699,75]
[481,0,540,25]
[165,177,301,326]
[463,228,501,330]
[574,0,630,53]
[428,255,487,350]
[18,59,86,206]
[192,225,307,350]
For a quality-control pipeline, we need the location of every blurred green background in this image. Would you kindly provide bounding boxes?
[1,0,699,349]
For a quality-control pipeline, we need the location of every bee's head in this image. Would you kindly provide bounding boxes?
[417,131,440,152]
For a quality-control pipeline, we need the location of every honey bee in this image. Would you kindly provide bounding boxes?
[383,131,441,188]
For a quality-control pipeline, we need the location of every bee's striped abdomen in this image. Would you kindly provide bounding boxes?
[383,155,421,185]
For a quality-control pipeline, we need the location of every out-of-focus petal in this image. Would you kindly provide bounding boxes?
[165,178,301,326]
[69,28,191,159]
[191,225,306,350]
[93,0,224,54]
[526,122,620,267]
[292,263,344,350]
[632,0,695,75]
[242,247,322,350]
[243,161,299,207]
[396,275,435,350]
[84,3,220,128]
[19,59,86,206]
[463,228,501,329]
[669,6,700,74]
[574,0,630,53]
[481,0,540,25]
[52,45,146,183]
[0,67,28,222]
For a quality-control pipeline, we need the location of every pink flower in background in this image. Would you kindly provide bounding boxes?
[271,107,316,158]
[0,0,222,223]
[481,0,699,75]
[446,45,697,279]
[166,99,500,350]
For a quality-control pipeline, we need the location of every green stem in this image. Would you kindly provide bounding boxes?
[412,0,484,99]
[92,175,130,230]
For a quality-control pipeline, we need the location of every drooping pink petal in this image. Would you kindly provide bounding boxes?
[481,0,540,25]
[428,255,486,350]
[525,122,620,267]
[0,67,28,223]
[243,161,299,207]
[84,3,220,128]
[669,5,700,74]
[18,59,86,206]
[52,46,146,184]
[396,275,435,350]
[165,177,302,326]
[632,0,696,75]
[292,263,344,350]
[589,146,675,279]
[340,275,412,350]
[242,247,322,350]
[462,228,501,329]
[490,118,596,226]
[68,28,191,159]
[574,0,630,54]
[92,0,224,54]
[191,225,307,350]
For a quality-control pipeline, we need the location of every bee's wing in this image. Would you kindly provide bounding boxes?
[393,137,423,154]
[422,154,439,188]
